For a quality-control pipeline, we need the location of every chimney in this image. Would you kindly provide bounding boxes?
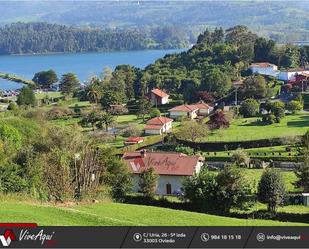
[140,149,147,158]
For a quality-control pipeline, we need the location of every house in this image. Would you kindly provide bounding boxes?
[122,150,204,195]
[149,88,169,106]
[124,137,144,145]
[194,100,214,116]
[168,104,199,120]
[278,68,309,81]
[302,193,309,206]
[144,116,173,135]
[250,62,279,77]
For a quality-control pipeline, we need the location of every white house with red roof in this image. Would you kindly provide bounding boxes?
[278,67,309,81]
[194,100,214,116]
[144,116,173,135]
[168,104,199,120]
[150,88,170,105]
[122,150,204,195]
[250,62,279,77]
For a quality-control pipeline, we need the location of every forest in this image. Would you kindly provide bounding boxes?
[0,22,190,55]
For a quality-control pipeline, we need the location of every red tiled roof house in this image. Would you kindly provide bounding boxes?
[144,116,173,135]
[168,104,199,120]
[250,62,279,77]
[150,88,170,106]
[124,137,144,145]
[123,150,204,195]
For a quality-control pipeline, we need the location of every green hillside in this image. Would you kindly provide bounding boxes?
[0,201,307,226]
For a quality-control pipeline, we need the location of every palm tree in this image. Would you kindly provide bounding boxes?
[98,112,115,132]
[86,84,101,104]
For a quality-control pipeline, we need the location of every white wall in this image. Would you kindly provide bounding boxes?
[278,70,309,81]
[169,110,197,119]
[250,66,278,77]
[145,128,162,135]
[132,174,185,195]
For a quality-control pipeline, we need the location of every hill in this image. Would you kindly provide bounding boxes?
[1,1,309,43]
[0,22,189,55]
[0,200,307,226]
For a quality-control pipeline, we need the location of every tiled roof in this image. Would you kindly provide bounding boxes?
[168,104,199,112]
[146,117,173,125]
[193,101,212,110]
[123,151,204,176]
[281,68,309,72]
[151,88,169,98]
[125,137,144,143]
[144,124,163,130]
[251,62,277,68]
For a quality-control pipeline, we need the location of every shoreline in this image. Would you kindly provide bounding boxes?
[0,47,188,57]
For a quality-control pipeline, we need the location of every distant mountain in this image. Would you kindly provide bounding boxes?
[0,1,309,43]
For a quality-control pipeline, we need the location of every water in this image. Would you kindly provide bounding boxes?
[0,49,184,91]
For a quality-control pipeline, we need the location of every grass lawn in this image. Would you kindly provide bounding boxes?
[0,201,307,226]
[200,113,309,142]
[35,91,63,100]
[242,169,299,193]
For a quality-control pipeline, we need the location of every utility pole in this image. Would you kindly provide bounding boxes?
[235,87,238,114]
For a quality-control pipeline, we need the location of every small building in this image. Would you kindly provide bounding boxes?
[302,193,309,206]
[250,62,279,77]
[278,68,309,82]
[194,100,214,116]
[124,137,144,145]
[150,88,169,106]
[122,150,204,195]
[168,104,199,120]
[144,116,173,135]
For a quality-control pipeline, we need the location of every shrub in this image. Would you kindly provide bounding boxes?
[7,102,18,111]
[121,125,142,137]
[262,113,276,124]
[47,107,74,120]
[239,98,259,117]
[150,108,161,118]
[287,100,303,114]
[231,148,250,167]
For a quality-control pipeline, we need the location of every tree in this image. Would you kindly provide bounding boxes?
[207,110,230,130]
[85,82,101,104]
[137,96,152,121]
[182,167,218,212]
[287,100,303,114]
[81,111,99,130]
[138,167,158,199]
[216,165,250,213]
[97,112,115,132]
[60,73,79,95]
[16,86,36,106]
[201,68,232,98]
[198,91,215,103]
[242,75,267,99]
[295,131,309,192]
[32,70,58,89]
[101,88,126,111]
[239,98,259,117]
[176,121,208,142]
[254,37,276,62]
[257,169,286,213]
[150,108,161,118]
[231,148,250,167]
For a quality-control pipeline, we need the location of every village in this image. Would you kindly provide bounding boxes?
[1,26,309,227]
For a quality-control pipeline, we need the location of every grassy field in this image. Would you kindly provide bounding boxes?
[0,200,308,226]
[201,113,309,142]
[35,91,63,100]
[242,169,299,193]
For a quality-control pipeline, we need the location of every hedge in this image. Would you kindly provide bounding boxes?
[204,156,299,162]
[176,136,302,151]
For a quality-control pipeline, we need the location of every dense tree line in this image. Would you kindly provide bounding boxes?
[0,22,189,55]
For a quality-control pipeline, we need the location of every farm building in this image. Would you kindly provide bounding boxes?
[149,88,170,106]
[122,150,204,195]
[250,62,279,77]
[144,116,173,135]
[124,137,144,145]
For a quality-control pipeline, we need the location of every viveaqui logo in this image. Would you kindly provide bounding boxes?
[0,230,16,247]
